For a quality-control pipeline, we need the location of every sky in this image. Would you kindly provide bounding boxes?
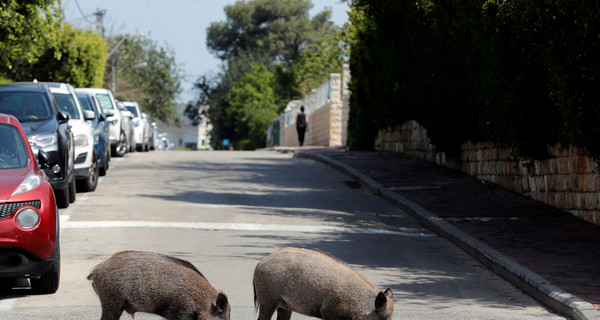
[62,0,350,103]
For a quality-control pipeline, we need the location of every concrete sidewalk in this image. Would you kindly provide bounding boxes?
[282,147,600,320]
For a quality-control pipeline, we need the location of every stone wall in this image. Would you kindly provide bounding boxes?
[376,120,600,225]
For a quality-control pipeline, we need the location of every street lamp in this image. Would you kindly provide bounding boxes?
[108,32,145,94]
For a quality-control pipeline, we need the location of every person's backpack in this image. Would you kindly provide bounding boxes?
[297,113,306,128]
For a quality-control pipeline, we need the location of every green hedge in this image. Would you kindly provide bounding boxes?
[347,0,600,162]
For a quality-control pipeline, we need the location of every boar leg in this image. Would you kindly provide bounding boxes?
[275,307,292,320]
[99,299,126,320]
[257,301,279,320]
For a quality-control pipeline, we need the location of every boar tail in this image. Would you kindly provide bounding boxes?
[87,267,97,281]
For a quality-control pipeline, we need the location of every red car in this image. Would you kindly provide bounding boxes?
[0,113,60,293]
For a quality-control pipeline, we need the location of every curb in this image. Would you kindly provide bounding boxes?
[293,150,600,320]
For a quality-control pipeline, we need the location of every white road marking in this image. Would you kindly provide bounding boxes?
[61,220,436,237]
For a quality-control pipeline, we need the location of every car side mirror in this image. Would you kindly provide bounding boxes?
[38,149,50,169]
[57,111,70,123]
[83,110,95,121]
[104,109,115,117]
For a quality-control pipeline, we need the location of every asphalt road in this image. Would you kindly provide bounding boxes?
[0,151,567,320]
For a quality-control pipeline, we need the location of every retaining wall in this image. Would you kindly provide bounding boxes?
[376,120,600,225]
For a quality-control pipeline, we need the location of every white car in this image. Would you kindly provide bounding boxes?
[75,88,130,157]
[47,83,99,192]
[122,101,149,151]
[115,100,134,153]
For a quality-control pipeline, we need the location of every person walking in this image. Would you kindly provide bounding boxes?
[296,105,308,146]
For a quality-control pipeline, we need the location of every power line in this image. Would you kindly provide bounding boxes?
[73,0,95,24]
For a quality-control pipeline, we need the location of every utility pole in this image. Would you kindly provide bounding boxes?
[58,0,64,31]
[93,9,107,38]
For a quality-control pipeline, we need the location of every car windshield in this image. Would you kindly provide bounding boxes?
[96,94,114,111]
[126,106,139,117]
[0,124,29,169]
[52,93,81,119]
[0,92,53,122]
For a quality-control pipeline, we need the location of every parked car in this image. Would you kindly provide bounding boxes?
[0,82,75,208]
[122,101,149,152]
[75,88,130,157]
[47,83,98,192]
[115,100,135,153]
[0,113,61,293]
[75,90,110,176]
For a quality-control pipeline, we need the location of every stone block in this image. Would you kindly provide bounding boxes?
[535,176,546,192]
[577,156,596,174]
[556,158,571,175]
[578,174,599,192]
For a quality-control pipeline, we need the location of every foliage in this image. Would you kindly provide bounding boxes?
[207,0,333,67]
[106,36,183,125]
[347,0,600,162]
[291,27,346,96]
[0,0,59,79]
[201,0,342,149]
[25,24,107,87]
[227,63,279,149]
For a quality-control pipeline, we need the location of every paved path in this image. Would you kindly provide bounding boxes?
[290,148,600,320]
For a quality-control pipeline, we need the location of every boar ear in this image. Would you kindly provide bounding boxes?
[375,291,388,310]
[383,288,393,299]
[213,292,229,314]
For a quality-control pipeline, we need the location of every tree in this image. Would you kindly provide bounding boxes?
[291,27,346,96]
[0,0,59,80]
[106,36,183,125]
[25,24,107,87]
[202,0,342,149]
[207,0,333,66]
[227,63,279,149]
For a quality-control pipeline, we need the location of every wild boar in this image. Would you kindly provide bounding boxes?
[253,247,394,320]
[87,250,230,320]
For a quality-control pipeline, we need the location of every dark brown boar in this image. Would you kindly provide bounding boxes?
[253,247,394,320]
[88,251,230,320]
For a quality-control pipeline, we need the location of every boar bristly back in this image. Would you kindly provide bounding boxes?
[88,251,230,320]
[253,247,394,320]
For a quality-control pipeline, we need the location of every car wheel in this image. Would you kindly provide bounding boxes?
[78,153,99,192]
[68,177,76,203]
[55,187,69,209]
[114,131,127,157]
[31,244,60,294]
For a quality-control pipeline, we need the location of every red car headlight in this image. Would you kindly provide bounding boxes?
[16,208,40,229]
